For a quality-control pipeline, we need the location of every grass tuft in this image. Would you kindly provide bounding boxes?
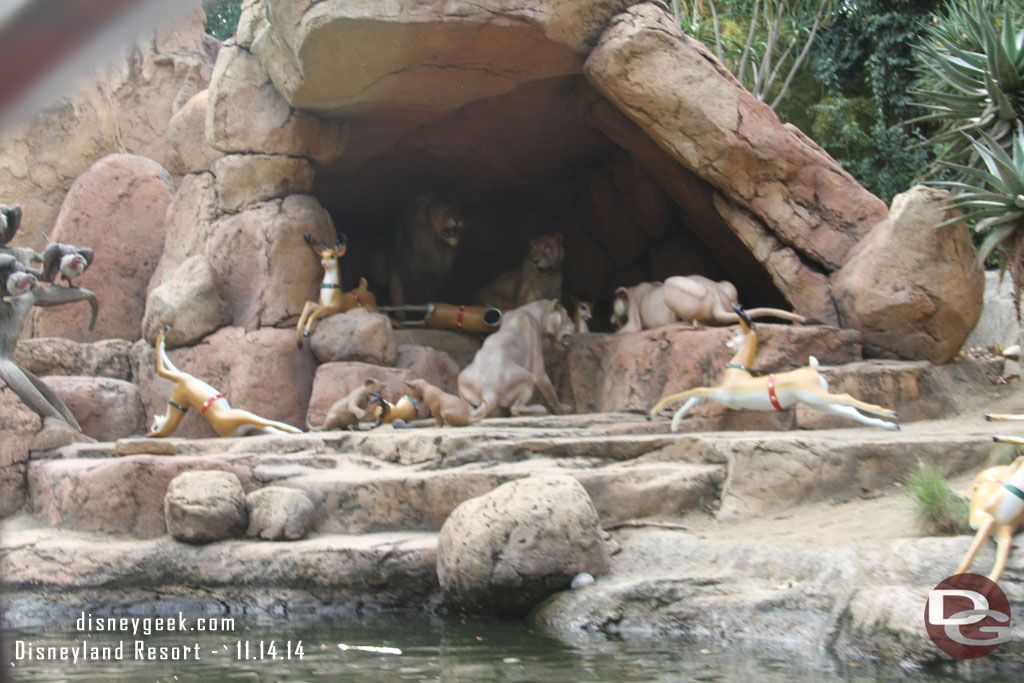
[906,466,971,536]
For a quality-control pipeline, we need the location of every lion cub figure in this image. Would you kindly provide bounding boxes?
[310,378,384,431]
[477,234,563,310]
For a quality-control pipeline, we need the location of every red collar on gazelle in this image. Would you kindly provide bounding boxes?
[767,374,783,411]
[201,394,225,416]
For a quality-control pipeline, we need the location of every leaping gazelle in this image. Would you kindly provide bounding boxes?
[647,304,899,432]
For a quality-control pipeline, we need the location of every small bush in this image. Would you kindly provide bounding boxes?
[203,0,242,41]
[906,466,971,536]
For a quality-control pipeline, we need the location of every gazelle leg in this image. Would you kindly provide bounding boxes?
[955,514,997,576]
[297,301,316,346]
[670,397,702,433]
[989,526,1015,584]
[796,386,898,419]
[816,402,899,430]
[648,387,715,419]
[303,304,337,337]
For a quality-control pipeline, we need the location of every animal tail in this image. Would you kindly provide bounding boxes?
[461,387,491,422]
[808,355,829,392]
[469,398,489,424]
[745,307,806,324]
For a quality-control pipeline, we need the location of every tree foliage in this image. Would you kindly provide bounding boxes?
[203,0,243,42]
[806,0,944,202]
[672,1,944,203]
[913,0,1024,181]
[674,1,834,110]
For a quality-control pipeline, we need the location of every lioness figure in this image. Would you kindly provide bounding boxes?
[390,192,465,307]
[476,234,563,310]
[611,275,804,332]
[457,299,575,419]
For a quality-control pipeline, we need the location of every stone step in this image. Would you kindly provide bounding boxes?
[22,415,1008,539]
[282,461,724,535]
[25,445,723,538]
[0,525,440,627]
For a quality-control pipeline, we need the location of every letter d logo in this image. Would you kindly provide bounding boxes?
[925,574,1012,658]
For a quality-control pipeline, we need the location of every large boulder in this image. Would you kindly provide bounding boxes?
[437,475,610,617]
[212,154,315,214]
[245,0,622,116]
[164,470,247,544]
[14,338,132,380]
[148,172,220,292]
[29,154,175,342]
[392,329,483,370]
[132,326,314,440]
[832,186,985,363]
[395,345,460,396]
[142,255,231,347]
[309,308,399,366]
[246,486,315,541]
[41,376,146,441]
[205,195,337,330]
[165,89,223,176]
[206,44,347,165]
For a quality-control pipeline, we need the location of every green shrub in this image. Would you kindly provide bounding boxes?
[906,466,971,536]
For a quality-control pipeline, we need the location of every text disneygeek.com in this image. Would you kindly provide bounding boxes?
[10,612,237,664]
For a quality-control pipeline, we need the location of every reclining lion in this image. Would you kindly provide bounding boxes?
[458,299,575,420]
[611,275,804,333]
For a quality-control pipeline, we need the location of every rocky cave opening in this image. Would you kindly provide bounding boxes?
[307,75,791,330]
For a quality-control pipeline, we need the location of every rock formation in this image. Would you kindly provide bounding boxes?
[832,186,985,363]
[246,486,316,541]
[28,154,174,342]
[164,470,248,544]
[437,475,611,616]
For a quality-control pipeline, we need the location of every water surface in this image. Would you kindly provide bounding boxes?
[2,613,968,682]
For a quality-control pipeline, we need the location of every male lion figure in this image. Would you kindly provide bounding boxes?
[389,192,465,307]
[611,275,804,332]
[458,299,575,420]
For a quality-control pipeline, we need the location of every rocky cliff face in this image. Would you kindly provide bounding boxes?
[1,0,984,357]
[0,0,988,505]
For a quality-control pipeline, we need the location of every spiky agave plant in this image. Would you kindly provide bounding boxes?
[913,0,1024,180]
[936,127,1024,350]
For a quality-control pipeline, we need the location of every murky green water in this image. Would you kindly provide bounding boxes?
[1,613,968,682]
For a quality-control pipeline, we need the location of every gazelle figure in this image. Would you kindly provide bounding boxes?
[953,443,1024,583]
[571,297,593,334]
[146,327,302,438]
[647,304,899,433]
[296,233,376,348]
